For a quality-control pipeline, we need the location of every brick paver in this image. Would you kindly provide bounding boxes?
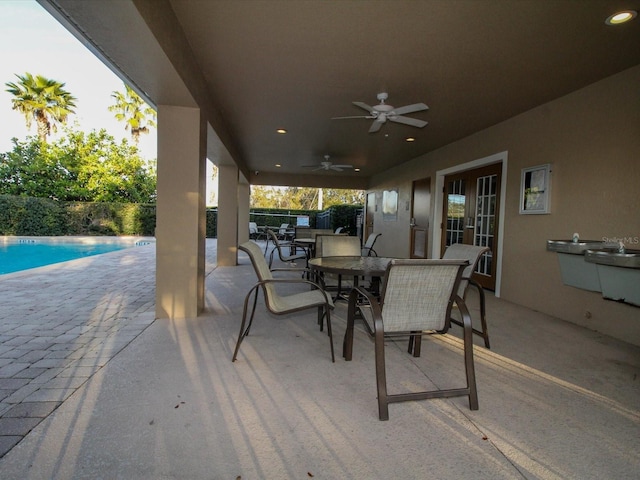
[0,239,221,459]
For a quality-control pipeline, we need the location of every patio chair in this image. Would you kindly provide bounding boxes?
[266,229,309,268]
[361,232,381,257]
[249,222,259,240]
[344,259,478,420]
[443,243,491,348]
[277,223,294,241]
[233,241,335,362]
[315,234,361,300]
[407,243,491,354]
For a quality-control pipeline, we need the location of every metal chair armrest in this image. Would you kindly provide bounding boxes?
[344,286,382,360]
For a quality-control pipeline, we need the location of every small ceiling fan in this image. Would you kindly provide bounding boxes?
[303,155,353,172]
[333,92,429,133]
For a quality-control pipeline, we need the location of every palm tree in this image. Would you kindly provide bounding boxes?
[108,84,157,144]
[5,73,77,142]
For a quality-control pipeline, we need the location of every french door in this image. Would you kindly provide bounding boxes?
[441,163,501,290]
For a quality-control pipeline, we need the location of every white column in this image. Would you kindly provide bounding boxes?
[217,164,239,266]
[237,181,250,245]
[155,105,206,319]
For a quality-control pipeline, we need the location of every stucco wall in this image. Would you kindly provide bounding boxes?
[368,65,640,346]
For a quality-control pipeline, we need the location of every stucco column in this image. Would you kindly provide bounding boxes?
[237,182,250,245]
[155,105,206,319]
[217,164,240,266]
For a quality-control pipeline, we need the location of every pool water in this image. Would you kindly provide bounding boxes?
[0,242,132,275]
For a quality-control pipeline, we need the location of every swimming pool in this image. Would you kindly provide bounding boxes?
[0,237,155,275]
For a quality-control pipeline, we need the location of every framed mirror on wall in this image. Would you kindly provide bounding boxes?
[520,164,551,214]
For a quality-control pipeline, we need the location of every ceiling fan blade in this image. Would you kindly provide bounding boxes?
[332,164,353,169]
[331,115,375,120]
[392,102,429,115]
[330,166,344,171]
[369,120,384,133]
[389,115,428,128]
[353,101,375,114]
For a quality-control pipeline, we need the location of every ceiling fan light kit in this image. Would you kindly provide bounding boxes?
[333,92,429,133]
[302,155,354,172]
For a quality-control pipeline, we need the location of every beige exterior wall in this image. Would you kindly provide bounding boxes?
[368,65,640,345]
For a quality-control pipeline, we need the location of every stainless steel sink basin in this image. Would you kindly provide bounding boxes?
[546,240,605,254]
[585,249,640,269]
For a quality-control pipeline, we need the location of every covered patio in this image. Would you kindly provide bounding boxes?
[0,240,638,479]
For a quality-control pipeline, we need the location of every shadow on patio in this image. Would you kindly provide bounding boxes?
[0,239,638,479]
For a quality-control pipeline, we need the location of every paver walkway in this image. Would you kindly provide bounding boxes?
[0,239,217,457]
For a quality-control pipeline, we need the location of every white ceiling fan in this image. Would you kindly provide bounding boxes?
[303,155,353,172]
[333,92,429,133]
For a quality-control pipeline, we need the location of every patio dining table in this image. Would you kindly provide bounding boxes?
[308,256,394,299]
[308,255,393,279]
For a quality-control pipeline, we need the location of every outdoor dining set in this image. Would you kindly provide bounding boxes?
[236,224,490,420]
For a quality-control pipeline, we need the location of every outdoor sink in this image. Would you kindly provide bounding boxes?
[547,239,606,292]
[585,249,640,307]
[546,239,605,254]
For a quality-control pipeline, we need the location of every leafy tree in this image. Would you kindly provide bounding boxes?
[108,84,157,144]
[322,188,364,206]
[250,186,363,209]
[0,129,156,203]
[5,72,77,142]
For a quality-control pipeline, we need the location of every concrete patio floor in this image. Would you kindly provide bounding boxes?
[0,239,639,479]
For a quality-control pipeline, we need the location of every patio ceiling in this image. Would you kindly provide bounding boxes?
[43,0,640,188]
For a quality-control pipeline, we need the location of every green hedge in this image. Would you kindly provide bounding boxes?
[0,195,361,238]
[206,208,217,238]
[324,205,362,235]
[0,195,156,236]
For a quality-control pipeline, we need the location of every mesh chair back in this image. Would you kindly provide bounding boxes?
[362,233,381,256]
[266,229,306,264]
[316,235,361,257]
[379,259,467,332]
[278,223,290,235]
[267,229,284,253]
[442,243,490,297]
[239,241,276,298]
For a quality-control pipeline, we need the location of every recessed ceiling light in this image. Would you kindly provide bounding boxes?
[405,137,416,142]
[276,128,287,134]
[605,10,637,25]
[354,168,361,172]
[275,164,281,168]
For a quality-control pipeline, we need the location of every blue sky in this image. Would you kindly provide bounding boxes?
[0,0,157,159]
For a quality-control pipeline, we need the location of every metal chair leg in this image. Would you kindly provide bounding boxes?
[469,279,490,349]
[232,286,260,361]
[374,316,390,421]
[458,299,479,410]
